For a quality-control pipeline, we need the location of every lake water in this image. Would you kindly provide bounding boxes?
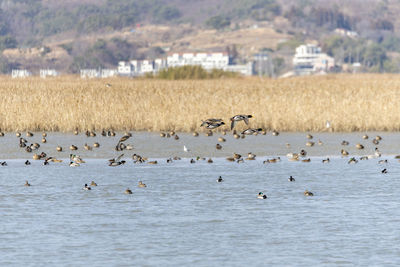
[1,131,400,266]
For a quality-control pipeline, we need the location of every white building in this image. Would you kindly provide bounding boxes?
[334,28,358,38]
[40,69,58,78]
[101,69,118,78]
[118,61,132,76]
[293,44,335,75]
[80,69,100,78]
[12,69,31,78]
[118,59,167,76]
[166,52,230,70]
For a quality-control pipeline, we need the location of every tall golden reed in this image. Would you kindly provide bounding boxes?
[0,74,399,132]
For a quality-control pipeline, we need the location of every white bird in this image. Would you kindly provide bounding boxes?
[326,120,331,129]
[183,145,190,152]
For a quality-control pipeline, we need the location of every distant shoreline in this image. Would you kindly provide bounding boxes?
[0,74,399,132]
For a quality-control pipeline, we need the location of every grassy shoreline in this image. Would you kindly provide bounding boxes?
[0,74,399,132]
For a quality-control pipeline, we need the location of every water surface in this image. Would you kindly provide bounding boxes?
[1,132,400,266]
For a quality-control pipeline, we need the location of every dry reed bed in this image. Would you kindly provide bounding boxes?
[0,74,399,132]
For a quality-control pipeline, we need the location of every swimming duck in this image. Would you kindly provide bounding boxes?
[306,141,314,147]
[302,158,311,162]
[322,158,330,163]
[25,160,31,165]
[233,153,242,160]
[32,143,40,150]
[84,143,92,151]
[205,130,213,136]
[375,135,382,141]
[1,161,7,166]
[190,159,195,164]
[70,154,85,163]
[300,150,307,157]
[70,145,78,150]
[216,176,223,182]
[115,142,126,151]
[83,184,91,190]
[247,152,256,159]
[237,158,244,163]
[125,188,132,194]
[26,132,33,137]
[363,134,368,139]
[89,131,96,137]
[218,137,226,142]
[355,143,364,149]
[160,132,166,137]
[348,157,358,164]
[341,149,349,156]
[372,139,379,145]
[288,176,295,182]
[233,133,240,139]
[318,140,323,145]
[216,144,222,150]
[41,138,47,143]
[167,158,173,163]
[192,132,199,137]
[73,129,79,135]
[359,156,369,160]
[230,115,253,130]
[56,146,62,152]
[138,181,147,188]
[101,130,107,136]
[46,157,62,163]
[382,168,388,174]
[263,157,281,163]
[341,140,349,146]
[272,130,279,136]
[257,192,267,199]
[207,158,213,163]
[174,135,179,140]
[32,154,40,160]
[306,134,313,139]
[304,190,314,196]
[226,157,235,162]
[378,159,388,164]
[125,144,133,150]
[16,132,21,137]
[69,161,80,167]
[90,181,97,186]
[24,180,31,186]
[375,148,381,158]
[93,142,100,148]
[148,161,157,164]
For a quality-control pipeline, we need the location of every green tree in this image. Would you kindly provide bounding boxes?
[205,16,231,30]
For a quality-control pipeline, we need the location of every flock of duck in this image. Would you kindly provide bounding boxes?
[5,114,398,199]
